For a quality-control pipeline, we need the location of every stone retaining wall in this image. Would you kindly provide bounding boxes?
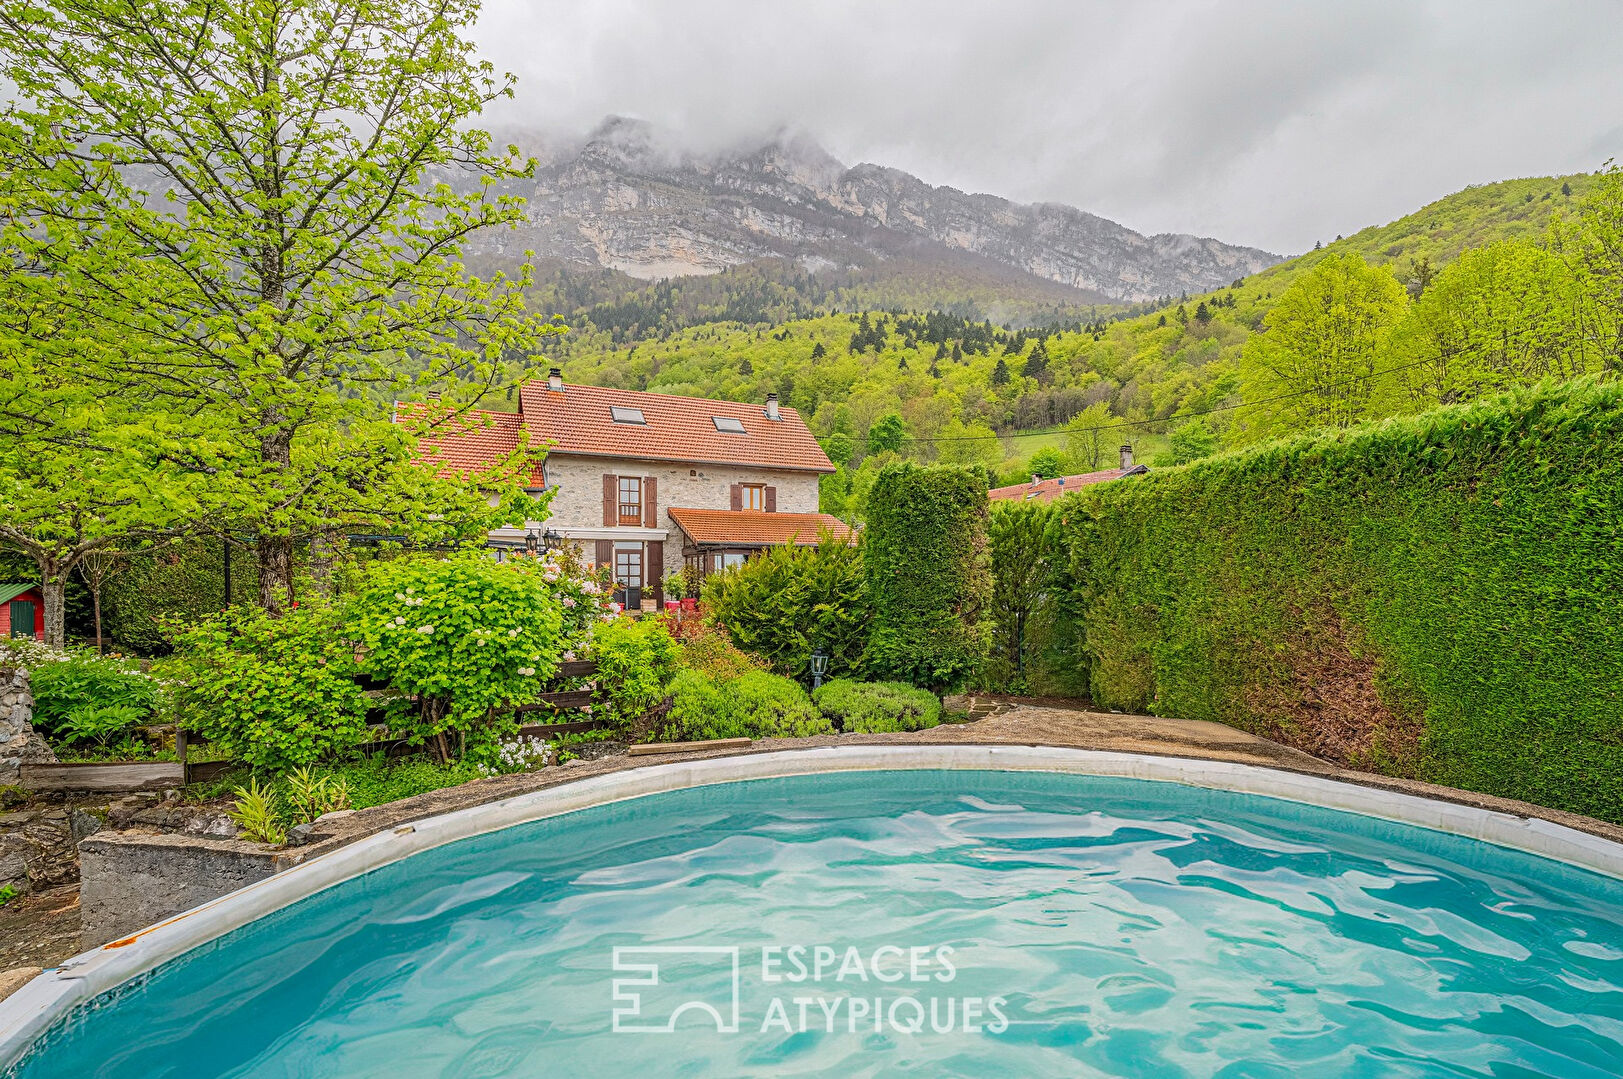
[0,668,54,787]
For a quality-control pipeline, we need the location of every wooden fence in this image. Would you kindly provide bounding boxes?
[24,660,608,793]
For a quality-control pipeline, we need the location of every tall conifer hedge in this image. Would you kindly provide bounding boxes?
[865,464,991,690]
[1063,379,1623,821]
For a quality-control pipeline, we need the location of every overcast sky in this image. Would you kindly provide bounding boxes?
[475,0,1623,256]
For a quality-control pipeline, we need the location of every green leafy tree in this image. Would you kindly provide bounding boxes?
[1554,162,1623,369]
[984,502,1057,692]
[1386,240,1595,409]
[0,0,559,613]
[866,412,908,454]
[1235,254,1409,441]
[935,419,1003,470]
[1027,447,1069,479]
[1064,402,1115,471]
[1158,418,1219,465]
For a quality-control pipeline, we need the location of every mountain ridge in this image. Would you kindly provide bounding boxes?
[472,117,1282,304]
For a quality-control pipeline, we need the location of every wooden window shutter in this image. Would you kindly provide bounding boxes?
[729,483,743,511]
[602,474,616,526]
[764,486,777,513]
[595,539,612,568]
[648,540,664,604]
[643,477,658,527]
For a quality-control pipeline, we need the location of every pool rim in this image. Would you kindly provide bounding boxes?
[3,743,1622,1072]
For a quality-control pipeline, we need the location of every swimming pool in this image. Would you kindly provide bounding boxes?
[3,749,1622,1077]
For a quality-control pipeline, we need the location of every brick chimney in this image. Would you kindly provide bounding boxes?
[547,367,564,393]
[1119,444,1134,469]
[765,392,781,421]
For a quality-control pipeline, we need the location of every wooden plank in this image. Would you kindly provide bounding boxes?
[20,761,184,793]
[516,720,609,737]
[186,759,238,786]
[627,738,751,757]
[555,660,598,678]
[514,690,594,712]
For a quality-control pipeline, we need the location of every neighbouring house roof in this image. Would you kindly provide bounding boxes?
[516,382,834,473]
[667,508,855,548]
[988,465,1149,504]
[0,584,39,605]
[405,382,835,476]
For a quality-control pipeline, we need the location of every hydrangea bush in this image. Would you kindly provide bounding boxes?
[349,551,572,763]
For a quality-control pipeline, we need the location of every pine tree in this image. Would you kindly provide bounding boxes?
[1194,302,1211,325]
[991,358,1010,387]
[811,341,827,360]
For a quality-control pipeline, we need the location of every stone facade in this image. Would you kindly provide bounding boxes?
[491,453,823,586]
[0,668,54,788]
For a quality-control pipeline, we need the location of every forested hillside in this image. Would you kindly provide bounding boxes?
[518,169,1612,515]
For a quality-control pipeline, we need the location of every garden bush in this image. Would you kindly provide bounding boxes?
[864,464,992,691]
[982,501,1088,696]
[103,538,255,652]
[659,670,834,742]
[703,532,869,681]
[165,602,369,772]
[350,551,568,763]
[591,615,683,728]
[1063,379,1623,822]
[813,679,941,733]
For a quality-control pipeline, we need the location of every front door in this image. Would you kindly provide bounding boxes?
[9,600,36,639]
[613,544,643,609]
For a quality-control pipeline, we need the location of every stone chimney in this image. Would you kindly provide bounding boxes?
[1031,474,1041,486]
[765,392,781,421]
[547,367,564,393]
[1119,444,1134,469]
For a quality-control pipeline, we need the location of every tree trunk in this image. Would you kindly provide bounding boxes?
[92,586,103,654]
[40,566,67,648]
[258,534,294,613]
[258,428,295,613]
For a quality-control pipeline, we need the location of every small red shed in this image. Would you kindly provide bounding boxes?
[0,584,45,640]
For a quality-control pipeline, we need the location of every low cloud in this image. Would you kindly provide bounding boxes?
[476,0,1623,254]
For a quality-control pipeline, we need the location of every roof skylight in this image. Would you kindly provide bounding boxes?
[609,406,646,425]
[712,416,746,434]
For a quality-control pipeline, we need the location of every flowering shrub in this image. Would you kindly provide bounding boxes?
[476,733,554,776]
[349,551,568,762]
[165,603,370,772]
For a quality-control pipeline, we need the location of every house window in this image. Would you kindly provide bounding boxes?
[609,406,646,425]
[714,552,748,572]
[741,484,765,511]
[618,476,642,525]
[712,416,746,433]
[614,543,644,604]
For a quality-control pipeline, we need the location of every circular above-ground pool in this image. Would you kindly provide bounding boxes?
[4,750,1623,1077]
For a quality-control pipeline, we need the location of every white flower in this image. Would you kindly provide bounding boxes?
[393,616,406,626]
[562,651,576,662]
[508,628,519,637]
[416,625,435,634]
[394,592,405,601]
[517,666,536,676]
[562,597,576,608]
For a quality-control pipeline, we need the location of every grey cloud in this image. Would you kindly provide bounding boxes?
[474,0,1623,254]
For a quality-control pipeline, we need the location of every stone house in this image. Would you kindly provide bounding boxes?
[988,446,1149,505]
[412,370,852,608]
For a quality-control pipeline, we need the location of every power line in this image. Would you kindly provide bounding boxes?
[897,354,1446,444]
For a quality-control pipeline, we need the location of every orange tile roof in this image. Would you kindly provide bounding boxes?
[668,508,855,547]
[988,466,1148,503]
[400,407,531,478]
[517,382,833,473]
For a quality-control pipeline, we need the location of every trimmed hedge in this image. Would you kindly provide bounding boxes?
[865,464,992,691]
[813,678,941,733]
[1062,379,1623,822]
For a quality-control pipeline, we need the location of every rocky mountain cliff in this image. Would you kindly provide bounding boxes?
[473,118,1282,305]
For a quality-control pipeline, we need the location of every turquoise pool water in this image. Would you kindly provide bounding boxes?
[9,770,1623,1078]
